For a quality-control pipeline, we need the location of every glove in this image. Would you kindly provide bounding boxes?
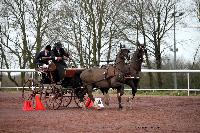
[55,57,62,61]
[42,64,49,68]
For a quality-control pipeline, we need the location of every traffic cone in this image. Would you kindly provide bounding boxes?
[23,100,34,111]
[35,95,45,110]
[85,98,94,108]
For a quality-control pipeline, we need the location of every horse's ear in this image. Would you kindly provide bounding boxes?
[120,44,122,48]
[120,44,126,49]
[136,41,141,49]
[136,41,140,46]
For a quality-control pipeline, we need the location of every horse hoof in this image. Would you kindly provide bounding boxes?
[127,97,131,102]
[95,106,101,110]
[119,106,123,110]
[79,102,86,109]
[127,97,134,102]
[104,101,109,106]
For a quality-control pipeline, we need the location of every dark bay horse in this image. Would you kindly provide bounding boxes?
[124,43,147,100]
[80,48,130,109]
[101,43,147,108]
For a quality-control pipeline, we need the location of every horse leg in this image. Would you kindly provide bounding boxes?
[132,79,139,98]
[100,88,110,106]
[78,84,94,109]
[117,86,124,109]
[126,79,139,109]
[86,85,94,101]
[86,85,101,108]
[111,78,124,109]
[104,92,110,106]
[126,79,137,99]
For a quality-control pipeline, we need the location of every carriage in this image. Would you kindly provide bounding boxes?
[22,43,146,110]
[22,63,87,110]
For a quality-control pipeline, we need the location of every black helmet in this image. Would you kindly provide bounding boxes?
[45,45,51,51]
[54,42,62,48]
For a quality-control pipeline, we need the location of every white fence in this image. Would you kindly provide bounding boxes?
[1,69,200,96]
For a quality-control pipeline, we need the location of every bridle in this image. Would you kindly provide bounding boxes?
[109,50,130,78]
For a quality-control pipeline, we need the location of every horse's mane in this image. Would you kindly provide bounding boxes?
[131,49,140,61]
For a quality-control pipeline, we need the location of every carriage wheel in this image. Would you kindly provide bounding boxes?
[74,94,83,107]
[44,85,63,110]
[61,89,73,107]
[22,78,44,108]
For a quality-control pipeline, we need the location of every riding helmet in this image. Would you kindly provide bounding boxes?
[54,42,62,48]
[45,45,51,51]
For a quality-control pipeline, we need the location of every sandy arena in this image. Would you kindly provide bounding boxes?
[0,91,200,133]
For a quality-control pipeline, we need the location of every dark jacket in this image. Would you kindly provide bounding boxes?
[35,50,52,66]
[52,48,69,66]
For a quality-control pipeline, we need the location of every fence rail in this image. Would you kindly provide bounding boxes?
[0,69,200,96]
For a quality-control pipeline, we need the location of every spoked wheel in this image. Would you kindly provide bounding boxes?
[44,85,63,110]
[61,89,73,107]
[22,78,44,108]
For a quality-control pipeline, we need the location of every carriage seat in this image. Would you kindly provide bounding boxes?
[36,63,56,84]
[65,68,76,77]
[64,68,86,78]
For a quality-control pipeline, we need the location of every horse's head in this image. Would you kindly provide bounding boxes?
[129,43,147,73]
[119,48,130,60]
[136,43,147,54]
[135,43,147,62]
[115,48,130,70]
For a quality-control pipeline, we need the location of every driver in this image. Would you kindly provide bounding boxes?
[52,42,70,83]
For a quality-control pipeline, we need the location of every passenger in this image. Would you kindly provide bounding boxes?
[35,45,52,83]
[35,45,52,67]
[52,42,70,83]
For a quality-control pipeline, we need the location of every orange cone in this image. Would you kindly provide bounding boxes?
[35,95,45,110]
[85,98,94,108]
[23,100,34,111]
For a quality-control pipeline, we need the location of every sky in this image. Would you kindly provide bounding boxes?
[173,15,200,62]
[167,0,200,63]
[135,0,200,64]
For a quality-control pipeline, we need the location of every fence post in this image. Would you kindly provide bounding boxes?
[187,73,190,96]
[31,71,34,79]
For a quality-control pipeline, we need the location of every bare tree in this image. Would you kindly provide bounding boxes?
[120,0,184,88]
[192,0,200,67]
[47,0,123,67]
[194,0,200,21]
[0,0,57,85]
